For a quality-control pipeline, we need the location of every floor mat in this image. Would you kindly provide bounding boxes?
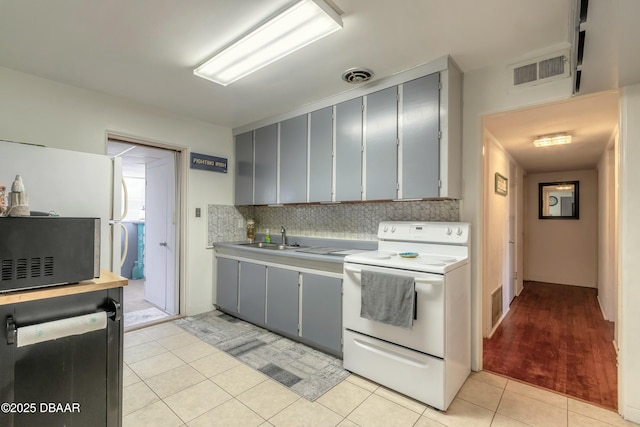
[174,311,349,401]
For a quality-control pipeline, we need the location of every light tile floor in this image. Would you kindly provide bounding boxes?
[123,323,637,427]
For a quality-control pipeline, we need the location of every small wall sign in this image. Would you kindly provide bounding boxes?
[495,172,508,196]
[190,152,227,173]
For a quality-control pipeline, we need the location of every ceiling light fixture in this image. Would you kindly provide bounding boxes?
[532,134,572,147]
[194,0,342,86]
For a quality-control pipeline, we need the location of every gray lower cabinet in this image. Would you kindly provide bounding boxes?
[215,256,342,356]
[216,257,238,314]
[301,273,342,355]
[254,124,278,205]
[238,261,266,325]
[266,266,299,337]
[234,131,254,206]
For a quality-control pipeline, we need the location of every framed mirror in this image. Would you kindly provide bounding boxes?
[539,181,579,219]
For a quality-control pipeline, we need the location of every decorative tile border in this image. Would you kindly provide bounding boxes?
[208,200,459,246]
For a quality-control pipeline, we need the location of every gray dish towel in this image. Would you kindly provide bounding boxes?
[360,270,415,329]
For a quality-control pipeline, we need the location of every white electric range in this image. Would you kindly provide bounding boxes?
[342,221,471,411]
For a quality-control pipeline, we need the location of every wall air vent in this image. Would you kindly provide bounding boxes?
[508,49,570,91]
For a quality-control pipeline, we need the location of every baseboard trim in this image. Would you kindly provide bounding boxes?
[487,307,510,339]
[596,295,609,321]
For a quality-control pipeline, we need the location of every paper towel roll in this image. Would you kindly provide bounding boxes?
[16,311,108,348]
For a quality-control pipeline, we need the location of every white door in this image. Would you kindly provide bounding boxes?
[508,182,516,304]
[111,157,124,276]
[144,155,177,314]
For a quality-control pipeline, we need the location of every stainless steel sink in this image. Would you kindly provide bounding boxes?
[239,242,305,250]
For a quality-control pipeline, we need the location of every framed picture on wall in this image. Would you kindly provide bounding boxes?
[538,181,579,219]
[495,173,508,196]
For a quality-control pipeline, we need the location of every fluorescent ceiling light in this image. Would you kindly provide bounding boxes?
[194,0,342,86]
[532,134,572,147]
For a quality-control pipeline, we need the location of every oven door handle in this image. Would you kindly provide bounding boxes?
[344,265,443,286]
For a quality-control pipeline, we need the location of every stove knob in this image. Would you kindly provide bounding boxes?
[383,226,388,232]
[390,226,396,233]
[446,227,453,235]
[456,227,463,236]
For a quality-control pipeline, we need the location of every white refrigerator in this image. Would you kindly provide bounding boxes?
[0,140,124,275]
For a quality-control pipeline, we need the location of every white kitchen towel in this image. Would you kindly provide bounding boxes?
[360,270,415,329]
[16,311,108,348]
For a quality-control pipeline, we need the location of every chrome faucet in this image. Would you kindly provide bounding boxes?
[280,226,287,246]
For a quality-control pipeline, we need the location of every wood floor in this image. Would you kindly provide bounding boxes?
[483,281,618,410]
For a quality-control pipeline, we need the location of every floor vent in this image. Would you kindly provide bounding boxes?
[492,287,503,327]
[509,50,570,90]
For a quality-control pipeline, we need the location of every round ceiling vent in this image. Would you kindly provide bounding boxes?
[342,68,374,84]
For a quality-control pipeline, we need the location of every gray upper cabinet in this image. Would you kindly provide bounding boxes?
[401,73,440,199]
[254,124,278,205]
[279,115,308,204]
[308,107,333,202]
[234,131,254,205]
[365,86,398,200]
[335,97,363,201]
[233,59,462,205]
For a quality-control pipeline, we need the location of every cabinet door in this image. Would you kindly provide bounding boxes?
[238,262,266,325]
[266,267,299,336]
[335,97,363,201]
[234,131,254,205]
[301,274,342,355]
[280,115,308,204]
[254,124,278,205]
[401,73,440,198]
[0,289,123,427]
[309,107,333,202]
[366,86,398,200]
[216,257,238,314]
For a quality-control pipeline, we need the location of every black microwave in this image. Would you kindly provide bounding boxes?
[0,217,100,292]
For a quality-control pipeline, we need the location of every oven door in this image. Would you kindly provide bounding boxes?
[343,262,444,358]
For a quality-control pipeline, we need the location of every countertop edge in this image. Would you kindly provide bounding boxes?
[0,269,128,306]
[213,242,348,265]
[212,238,376,265]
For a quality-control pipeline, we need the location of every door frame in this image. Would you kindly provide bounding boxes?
[105,131,187,318]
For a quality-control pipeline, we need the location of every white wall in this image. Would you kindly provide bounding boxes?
[461,44,574,371]
[483,131,521,335]
[524,170,598,287]
[597,134,618,322]
[619,83,640,422]
[0,66,234,316]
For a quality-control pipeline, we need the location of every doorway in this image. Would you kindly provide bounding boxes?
[479,92,620,409]
[107,137,182,329]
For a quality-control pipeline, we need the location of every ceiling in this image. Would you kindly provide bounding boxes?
[1,0,639,174]
[483,91,620,174]
[107,141,173,178]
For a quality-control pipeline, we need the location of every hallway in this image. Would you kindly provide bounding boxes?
[483,281,617,410]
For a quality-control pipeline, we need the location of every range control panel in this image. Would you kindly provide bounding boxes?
[377,221,470,245]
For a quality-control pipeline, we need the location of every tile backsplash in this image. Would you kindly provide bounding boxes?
[208,200,459,246]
